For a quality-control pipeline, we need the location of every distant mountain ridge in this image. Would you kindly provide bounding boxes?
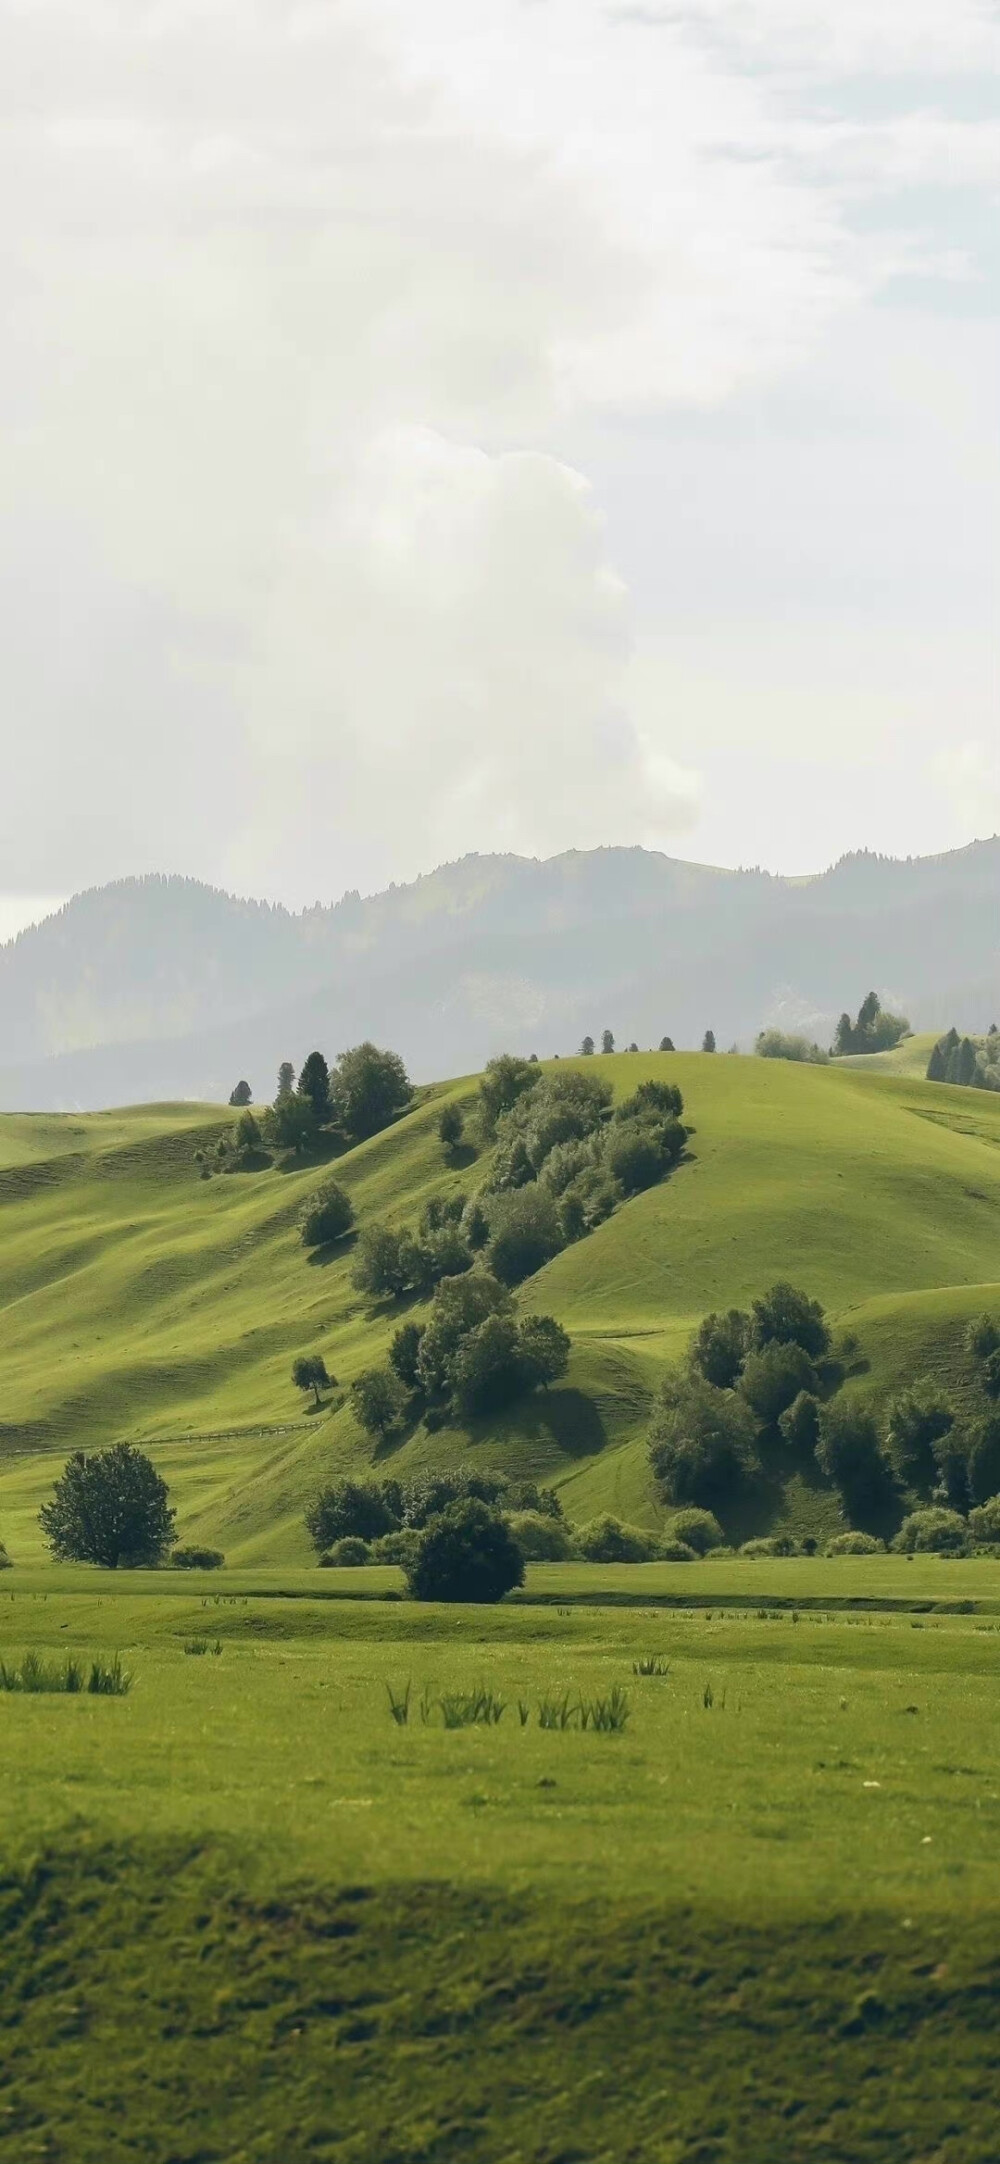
[0,839,997,1110]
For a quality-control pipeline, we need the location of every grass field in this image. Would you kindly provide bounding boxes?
[3,1053,1000,1562]
[4,1563,1000,2160]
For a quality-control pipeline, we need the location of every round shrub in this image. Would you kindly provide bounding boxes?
[893,1508,970,1556]
[323,1537,371,1567]
[825,1531,884,1556]
[740,1342,817,1426]
[170,1546,225,1570]
[665,1507,724,1557]
[369,1529,422,1567]
[657,1538,696,1562]
[575,1515,658,1563]
[305,1479,399,1552]
[406,1499,525,1605]
[739,1535,799,1557]
[506,1510,575,1561]
[648,1376,760,1508]
[300,1182,354,1247]
[968,1495,1000,1545]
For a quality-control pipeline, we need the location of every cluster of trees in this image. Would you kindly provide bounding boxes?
[926,1025,1000,1091]
[755,1030,829,1065]
[649,1290,1000,1538]
[480,1056,686,1249]
[265,1043,411,1155]
[347,1270,570,1438]
[832,992,910,1058]
[579,1033,679,1055]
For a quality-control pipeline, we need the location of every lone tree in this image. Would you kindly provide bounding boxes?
[437,1102,464,1150]
[292,1353,333,1406]
[300,1181,354,1247]
[405,1497,525,1604]
[659,1036,675,1052]
[601,1029,615,1055]
[580,1035,595,1056]
[331,1043,411,1140]
[702,1030,716,1053]
[229,1079,252,1106]
[351,1365,407,1439]
[39,1445,175,1569]
[298,1050,331,1125]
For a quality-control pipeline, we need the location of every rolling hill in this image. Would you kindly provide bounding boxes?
[1,836,998,1108]
[2,1052,1000,1566]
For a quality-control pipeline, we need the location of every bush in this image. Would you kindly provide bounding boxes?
[689,1309,750,1391]
[825,1531,884,1555]
[477,1054,541,1136]
[437,1103,464,1149]
[665,1507,723,1556]
[324,1537,371,1567]
[649,1376,760,1507]
[779,1391,821,1452]
[575,1515,658,1563]
[750,1282,830,1361]
[300,1182,354,1247]
[305,1479,400,1552]
[170,1546,225,1570]
[388,1322,425,1389]
[815,1401,891,1523]
[658,1537,697,1562]
[965,1314,1000,1362]
[39,1444,175,1570]
[405,1499,525,1604]
[739,1536,798,1558]
[369,1528,422,1567]
[506,1510,575,1561]
[739,1342,817,1426]
[968,1496,1000,1545]
[484,1186,563,1286]
[893,1507,970,1556]
[755,1029,829,1064]
[351,1224,408,1298]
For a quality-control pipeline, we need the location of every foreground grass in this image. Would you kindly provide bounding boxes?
[3,1574,1000,2157]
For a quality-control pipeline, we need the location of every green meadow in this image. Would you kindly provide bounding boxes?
[3,1052,1000,1560]
[4,1567,1000,2160]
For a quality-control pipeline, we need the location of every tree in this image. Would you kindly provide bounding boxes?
[967,1413,1000,1505]
[292,1353,332,1406]
[351,1223,407,1298]
[689,1310,750,1391]
[778,1390,821,1452]
[659,1036,675,1053]
[601,1030,615,1055]
[815,1402,891,1524]
[648,1375,759,1506]
[229,1079,252,1106]
[331,1043,411,1140]
[405,1498,525,1604]
[885,1385,955,1493]
[451,1314,525,1417]
[388,1321,425,1388]
[605,1118,680,1195]
[702,1030,716,1053]
[300,1182,354,1248]
[477,1054,540,1135]
[965,1314,1000,1362]
[517,1314,570,1389]
[580,1035,595,1056]
[416,1272,512,1398]
[305,1479,399,1552]
[298,1050,331,1124]
[926,1040,947,1082]
[351,1366,407,1439]
[268,1090,318,1152]
[437,1102,464,1150]
[956,1036,978,1087]
[276,1061,296,1099]
[739,1342,817,1426]
[893,1507,969,1556]
[233,1109,261,1157]
[484,1186,562,1286]
[39,1445,175,1569]
[750,1282,830,1361]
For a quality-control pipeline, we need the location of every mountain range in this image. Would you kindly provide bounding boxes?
[0,838,997,1110]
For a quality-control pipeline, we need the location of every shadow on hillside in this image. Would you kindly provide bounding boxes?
[306,1230,359,1268]
[519,1388,607,1459]
[443,1142,479,1172]
[277,1134,353,1174]
[223,1148,274,1175]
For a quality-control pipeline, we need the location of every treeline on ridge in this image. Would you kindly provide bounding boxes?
[926,1025,1000,1092]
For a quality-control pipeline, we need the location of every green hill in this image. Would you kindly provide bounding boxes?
[2,1053,1000,1564]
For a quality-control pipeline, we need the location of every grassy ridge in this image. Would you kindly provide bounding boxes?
[2,1055,1000,1561]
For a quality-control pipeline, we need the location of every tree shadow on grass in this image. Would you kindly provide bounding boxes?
[518,1388,607,1460]
[277,1133,352,1175]
[306,1230,359,1268]
[223,1148,274,1175]
[443,1142,479,1173]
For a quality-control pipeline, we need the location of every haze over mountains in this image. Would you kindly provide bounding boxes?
[0,838,998,1111]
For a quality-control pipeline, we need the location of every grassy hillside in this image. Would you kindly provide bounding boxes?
[2,1053,1000,1563]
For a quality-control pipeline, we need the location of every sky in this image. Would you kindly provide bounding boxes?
[1,0,998,936]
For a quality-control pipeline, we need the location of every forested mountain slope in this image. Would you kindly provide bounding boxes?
[1,838,998,1108]
[2,1053,999,1564]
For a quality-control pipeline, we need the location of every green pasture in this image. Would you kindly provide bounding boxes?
[2,1053,1000,1564]
[4,1570,1000,2159]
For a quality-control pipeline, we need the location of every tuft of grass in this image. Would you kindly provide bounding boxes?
[632,1656,670,1677]
[0,1650,127,1695]
[386,1679,411,1727]
[438,1686,507,1729]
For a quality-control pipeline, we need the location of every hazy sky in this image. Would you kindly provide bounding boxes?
[2,0,998,934]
